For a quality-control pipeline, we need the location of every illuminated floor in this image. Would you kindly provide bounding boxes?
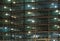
[0,0,60,41]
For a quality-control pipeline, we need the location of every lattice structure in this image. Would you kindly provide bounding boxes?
[0,0,60,41]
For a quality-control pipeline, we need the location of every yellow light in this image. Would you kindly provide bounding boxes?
[27,12,32,14]
[14,16,17,18]
[11,16,14,17]
[28,31,31,34]
[11,22,14,24]
[11,28,14,30]
[54,25,60,28]
[11,16,17,18]
[5,20,8,22]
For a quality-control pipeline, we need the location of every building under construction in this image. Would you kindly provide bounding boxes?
[0,0,60,41]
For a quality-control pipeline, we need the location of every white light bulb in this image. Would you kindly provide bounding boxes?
[51,3,54,5]
[5,27,7,29]
[54,25,60,28]
[31,0,35,2]
[58,19,60,21]
[55,10,59,12]
[54,5,58,8]
[27,5,31,7]
[32,7,35,9]
[13,2,16,4]
[6,33,8,36]
[53,40,55,41]
[5,13,9,16]
[4,6,7,9]
[33,35,36,38]
[8,0,11,2]
[57,26,60,28]
[27,26,30,28]
[32,35,39,38]
[54,18,57,20]
[27,19,35,23]
[9,9,12,11]
[54,25,57,27]
[14,16,17,18]
[59,12,60,14]
[11,28,14,30]
[19,36,22,38]
[12,35,14,37]
[32,20,35,23]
